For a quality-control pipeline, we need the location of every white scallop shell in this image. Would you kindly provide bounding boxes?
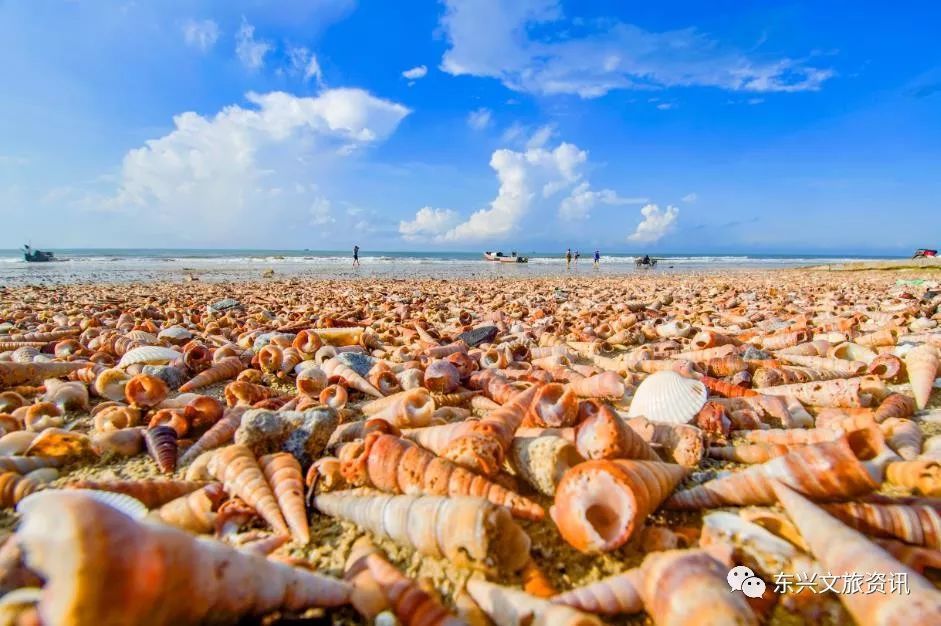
[117,346,181,368]
[124,330,159,344]
[157,326,193,342]
[655,320,692,339]
[627,371,707,425]
[17,488,148,519]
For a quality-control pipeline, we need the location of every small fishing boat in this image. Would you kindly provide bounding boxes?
[913,248,938,259]
[483,251,528,263]
[23,246,57,262]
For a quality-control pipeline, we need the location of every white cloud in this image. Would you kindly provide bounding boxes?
[402,65,428,80]
[289,47,324,85]
[559,182,647,221]
[656,102,675,110]
[398,207,460,240]
[682,192,697,203]
[627,204,679,243]
[236,19,271,70]
[402,132,632,242]
[467,108,492,130]
[103,88,410,242]
[182,19,220,52]
[439,0,834,98]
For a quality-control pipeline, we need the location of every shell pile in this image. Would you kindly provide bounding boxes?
[0,272,940,625]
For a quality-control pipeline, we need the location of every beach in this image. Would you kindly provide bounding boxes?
[1,269,940,625]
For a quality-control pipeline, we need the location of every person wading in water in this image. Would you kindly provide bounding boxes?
[353,245,360,268]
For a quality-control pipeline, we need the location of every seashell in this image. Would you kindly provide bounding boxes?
[776,354,867,377]
[880,417,922,460]
[323,357,383,398]
[551,459,685,553]
[758,329,809,350]
[627,371,707,425]
[360,388,434,428]
[574,403,658,461]
[179,406,246,466]
[874,538,941,574]
[867,353,905,382]
[327,418,400,453]
[259,452,309,544]
[157,325,192,344]
[182,395,223,429]
[456,325,498,348]
[467,579,601,626]
[92,404,141,432]
[14,492,349,624]
[124,373,169,408]
[91,427,144,457]
[151,483,226,534]
[336,351,377,378]
[209,444,289,536]
[257,344,283,374]
[528,383,579,427]
[314,491,530,573]
[552,568,643,616]
[521,558,557,598]
[24,428,93,460]
[0,456,62,473]
[772,481,941,624]
[905,344,939,410]
[886,460,941,496]
[296,366,328,395]
[0,471,40,508]
[66,478,207,508]
[625,416,704,468]
[708,442,792,464]
[855,328,900,348]
[292,330,324,356]
[93,367,132,402]
[0,431,38,456]
[179,356,244,393]
[820,500,941,549]
[144,425,178,473]
[22,402,63,432]
[654,319,692,339]
[738,427,838,446]
[339,432,543,520]
[0,361,85,387]
[828,341,878,364]
[318,384,348,410]
[874,392,916,423]
[666,427,898,508]
[0,391,25,413]
[223,380,275,407]
[42,379,89,412]
[116,345,181,368]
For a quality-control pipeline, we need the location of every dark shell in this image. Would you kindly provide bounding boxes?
[457,325,498,348]
[336,351,376,378]
[207,298,242,314]
[740,346,770,361]
[144,425,178,474]
[142,365,188,391]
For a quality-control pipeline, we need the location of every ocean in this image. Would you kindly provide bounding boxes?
[0,249,901,285]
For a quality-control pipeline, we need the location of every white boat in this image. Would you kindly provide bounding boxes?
[483,251,528,263]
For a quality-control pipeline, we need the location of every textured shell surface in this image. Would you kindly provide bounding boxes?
[117,346,182,368]
[17,488,148,519]
[157,326,192,341]
[627,370,707,424]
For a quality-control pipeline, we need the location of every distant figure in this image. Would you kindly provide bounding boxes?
[353,245,360,267]
[565,248,572,269]
[574,250,580,266]
[593,249,600,267]
[643,254,650,265]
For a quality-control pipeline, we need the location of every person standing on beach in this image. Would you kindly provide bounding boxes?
[593,249,600,267]
[574,250,580,266]
[353,245,360,267]
[565,248,572,269]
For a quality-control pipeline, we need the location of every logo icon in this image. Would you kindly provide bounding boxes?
[727,565,767,599]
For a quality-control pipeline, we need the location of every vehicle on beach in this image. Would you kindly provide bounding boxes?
[634,256,658,268]
[483,251,528,263]
[913,248,938,259]
[22,246,57,262]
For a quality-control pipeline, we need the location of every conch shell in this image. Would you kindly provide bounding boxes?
[313,491,530,573]
[666,427,898,508]
[820,500,941,549]
[179,357,244,393]
[574,403,658,461]
[905,345,939,410]
[66,478,206,508]
[15,491,349,625]
[359,388,434,428]
[208,444,289,536]
[880,418,922,460]
[466,579,600,626]
[0,362,85,387]
[339,432,543,520]
[772,481,941,624]
[627,371,707,425]
[885,460,941,496]
[151,483,226,534]
[259,452,309,544]
[551,459,685,553]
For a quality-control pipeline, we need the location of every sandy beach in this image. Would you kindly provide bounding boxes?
[1,269,940,625]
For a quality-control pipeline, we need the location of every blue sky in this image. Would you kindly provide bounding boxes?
[1,1,939,254]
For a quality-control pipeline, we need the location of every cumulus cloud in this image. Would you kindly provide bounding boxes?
[236,19,271,70]
[559,182,647,221]
[103,88,409,242]
[398,207,460,240]
[467,108,492,130]
[627,204,679,242]
[401,134,647,242]
[439,0,834,98]
[402,65,428,80]
[182,19,220,51]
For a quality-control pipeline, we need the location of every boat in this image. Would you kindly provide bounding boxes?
[23,246,57,263]
[483,251,528,263]
[913,248,938,259]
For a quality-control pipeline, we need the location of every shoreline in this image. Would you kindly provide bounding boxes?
[802,258,941,272]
